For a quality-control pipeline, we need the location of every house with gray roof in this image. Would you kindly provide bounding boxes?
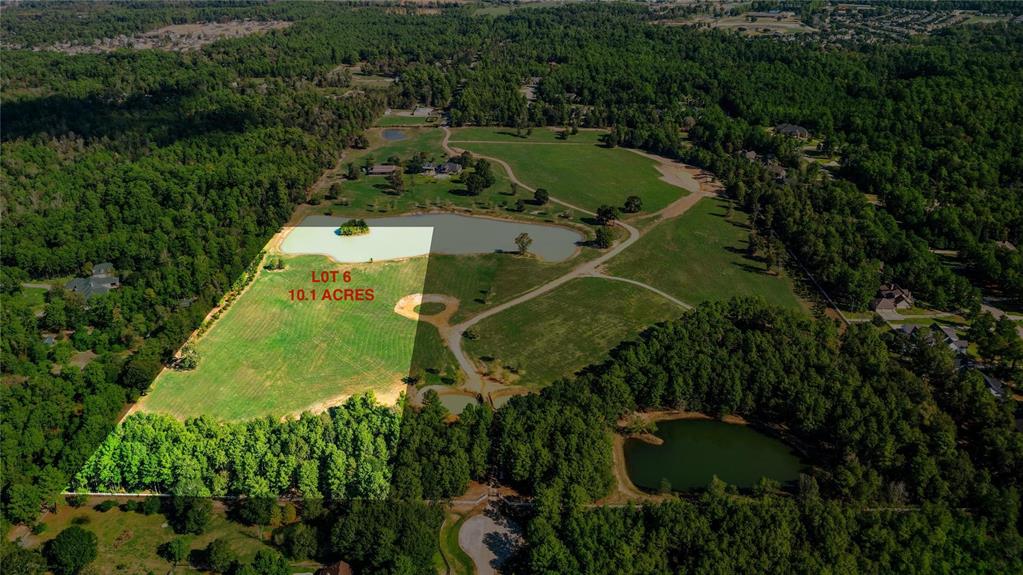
[66,263,120,299]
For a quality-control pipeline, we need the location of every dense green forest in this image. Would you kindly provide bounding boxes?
[483,299,1022,571]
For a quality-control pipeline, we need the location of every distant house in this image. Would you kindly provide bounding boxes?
[932,323,969,354]
[981,373,1008,400]
[66,262,120,299]
[412,106,434,117]
[898,322,968,356]
[436,162,462,175]
[316,561,354,575]
[420,162,436,175]
[765,163,787,181]
[870,284,914,311]
[42,334,56,346]
[366,164,398,176]
[92,262,115,276]
[995,240,1017,252]
[775,123,810,139]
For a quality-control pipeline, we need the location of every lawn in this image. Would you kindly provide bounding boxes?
[464,277,682,387]
[25,499,278,575]
[606,197,803,311]
[318,127,591,224]
[439,512,475,575]
[139,254,432,420]
[449,128,685,213]
[374,114,436,127]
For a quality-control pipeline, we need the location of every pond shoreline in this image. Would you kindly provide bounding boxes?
[615,410,806,495]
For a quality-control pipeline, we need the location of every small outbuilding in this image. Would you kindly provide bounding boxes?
[366,164,399,176]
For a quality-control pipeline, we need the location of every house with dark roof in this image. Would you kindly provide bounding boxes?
[871,284,914,311]
[981,373,1008,400]
[775,123,810,139]
[436,161,462,175]
[66,263,120,299]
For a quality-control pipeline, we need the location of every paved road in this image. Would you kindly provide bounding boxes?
[458,506,522,575]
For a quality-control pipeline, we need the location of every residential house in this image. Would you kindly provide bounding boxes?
[436,161,462,175]
[316,561,354,575]
[66,262,120,299]
[420,162,436,175]
[775,123,810,139]
[870,284,914,311]
[981,373,1008,400]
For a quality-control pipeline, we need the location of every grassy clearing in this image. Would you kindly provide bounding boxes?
[318,127,590,224]
[607,197,803,311]
[450,129,684,213]
[465,277,681,387]
[422,252,598,324]
[141,255,430,420]
[450,126,608,145]
[374,115,436,127]
[13,286,47,314]
[24,500,275,575]
[439,512,475,575]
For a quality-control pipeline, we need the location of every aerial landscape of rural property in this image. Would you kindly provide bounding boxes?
[1,1,1022,574]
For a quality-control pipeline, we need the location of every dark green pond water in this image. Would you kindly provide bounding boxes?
[624,419,804,491]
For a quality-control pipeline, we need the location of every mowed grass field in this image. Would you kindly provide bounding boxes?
[316,127,591,224]
[464,277,682,387]
[607,197,803,310]
[140,254,432,420]
[449,127,685,213]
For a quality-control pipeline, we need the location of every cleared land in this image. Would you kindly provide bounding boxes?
[137,254,432,420]
[23,500,282,575]
[315,128,591,227]
[450,128,685,213]
[464,277,681,387]
[607,197,802,311]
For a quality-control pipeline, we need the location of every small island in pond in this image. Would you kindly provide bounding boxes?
[336,218,369,236]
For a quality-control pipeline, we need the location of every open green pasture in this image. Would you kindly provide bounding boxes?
[464,277,682,387]
[607,197,803,311]
[321,127,590,223]
[449,128,684,213]
[139,255,431,420]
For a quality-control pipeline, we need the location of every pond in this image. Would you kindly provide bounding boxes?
[381,128,407,141]
[281,213,584,263]
[624,419,804,491]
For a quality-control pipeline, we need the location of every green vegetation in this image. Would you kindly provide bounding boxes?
[374,115,435,127]
[438,513,474,575]
[76,394,398,498]
[414,302,447,315]
[465,277,681,386]
[335,218,369,236]
[141,255,427,420]
[451,131,685,213]
[490,298,1022,571]
[27,502,275,575]
[608,197,802,310]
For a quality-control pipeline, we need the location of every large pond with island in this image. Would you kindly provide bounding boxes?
[624,419,805,492]
[281,213,585,263]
